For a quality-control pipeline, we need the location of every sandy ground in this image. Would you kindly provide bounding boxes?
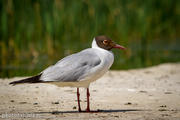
[0,63,180,120]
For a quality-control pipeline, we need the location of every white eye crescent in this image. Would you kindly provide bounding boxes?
[103,40,108,45]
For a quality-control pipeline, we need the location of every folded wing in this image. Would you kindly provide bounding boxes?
[40,49,101,82]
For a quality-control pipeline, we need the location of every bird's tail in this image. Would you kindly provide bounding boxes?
[9,74,42,85]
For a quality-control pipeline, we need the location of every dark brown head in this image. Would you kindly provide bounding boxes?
[94,35,126,51]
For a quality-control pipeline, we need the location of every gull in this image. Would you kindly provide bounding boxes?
[10,35,126,112]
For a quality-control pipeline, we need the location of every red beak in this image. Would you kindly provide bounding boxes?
[113,44,126,50]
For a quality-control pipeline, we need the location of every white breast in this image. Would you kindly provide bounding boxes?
[82,38,114,83]
[90,47,114,80]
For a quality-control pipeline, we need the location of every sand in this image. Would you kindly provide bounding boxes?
[0,63,180,120]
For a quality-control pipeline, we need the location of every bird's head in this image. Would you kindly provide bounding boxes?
[92,35,126,51]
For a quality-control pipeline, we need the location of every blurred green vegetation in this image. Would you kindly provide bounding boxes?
[0,0,180,78]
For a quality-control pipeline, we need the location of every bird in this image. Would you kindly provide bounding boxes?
[9,35,126,112]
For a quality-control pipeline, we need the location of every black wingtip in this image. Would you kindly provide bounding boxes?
[9,74,42,86]
[9,81,17,85]
[9,80,22,86]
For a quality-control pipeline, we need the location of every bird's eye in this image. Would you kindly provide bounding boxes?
[103,40,108,45]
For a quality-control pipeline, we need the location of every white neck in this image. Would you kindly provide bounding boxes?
[92,38,100,49]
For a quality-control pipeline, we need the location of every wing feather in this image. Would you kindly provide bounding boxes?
[40,49,101,82]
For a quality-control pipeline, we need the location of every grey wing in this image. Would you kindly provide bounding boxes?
[40,49,101,82]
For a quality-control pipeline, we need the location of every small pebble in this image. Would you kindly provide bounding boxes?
[124,102,132,105]
[19,102,27,104]
[73,106,76,109]
[139,90,147,93]
[160,105,167,107]
[52,102,59,104]
[33,103,38,105]
[158,109,167,111]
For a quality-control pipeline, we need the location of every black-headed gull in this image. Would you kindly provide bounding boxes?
[10,35,126,112]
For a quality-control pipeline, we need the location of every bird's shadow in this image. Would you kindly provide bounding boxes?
[35,109,148,114]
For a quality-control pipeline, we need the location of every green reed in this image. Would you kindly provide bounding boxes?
[0,0,179,77]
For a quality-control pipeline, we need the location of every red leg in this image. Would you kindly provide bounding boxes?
[77,88,81,112]
[86,88,90,112]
